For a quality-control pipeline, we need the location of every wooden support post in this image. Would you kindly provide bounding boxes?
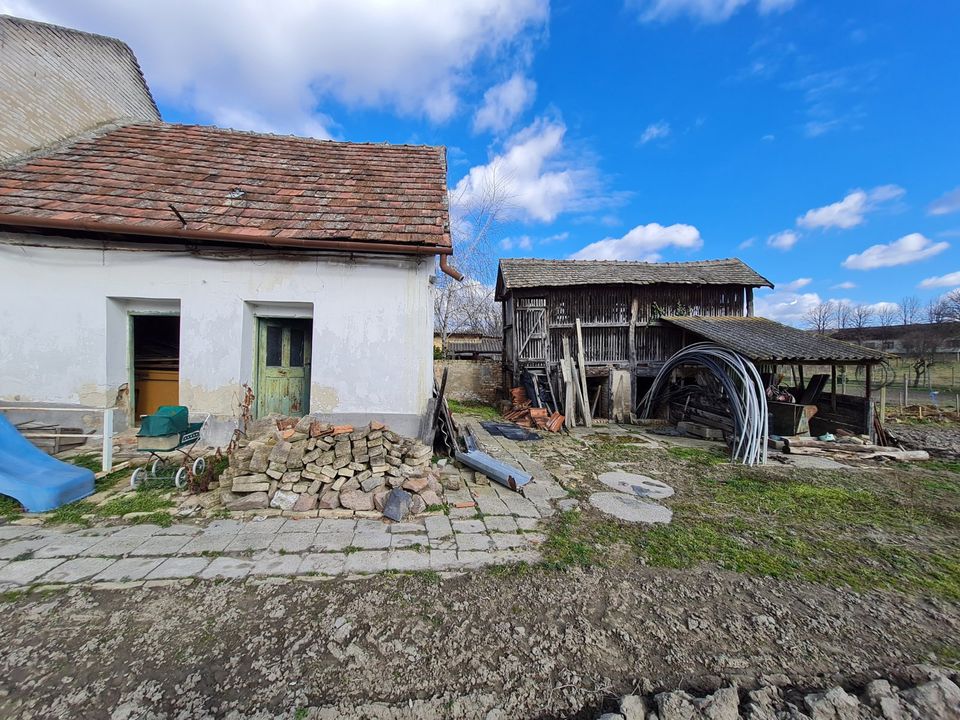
[574,318,592,427]
[798,364,805,394]
[561,338,576,429]
[746,287,754,317]
[865,364,873,434]
[628,298,639,411]
[831,365,837,411]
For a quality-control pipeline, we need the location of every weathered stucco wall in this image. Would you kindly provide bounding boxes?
[0,234,434,441]
[0,15,159,161]
[434,360,502,405]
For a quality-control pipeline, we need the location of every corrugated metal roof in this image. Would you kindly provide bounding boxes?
[448,337,502,355]
[497,257,772,296]
[661,316,889,363]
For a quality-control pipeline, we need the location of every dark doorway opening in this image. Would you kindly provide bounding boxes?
[132,315,180,422]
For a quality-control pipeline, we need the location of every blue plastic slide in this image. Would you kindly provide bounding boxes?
[0,414,95,512]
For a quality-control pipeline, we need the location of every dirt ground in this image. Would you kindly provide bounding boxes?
[2,566,958,719]
[2,419,959,719]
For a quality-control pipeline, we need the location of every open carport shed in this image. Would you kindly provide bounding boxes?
[660,316,890,439]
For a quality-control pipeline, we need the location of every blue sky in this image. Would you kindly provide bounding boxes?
[5,0,960,325]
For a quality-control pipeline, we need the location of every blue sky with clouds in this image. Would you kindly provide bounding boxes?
[4,0,959,325]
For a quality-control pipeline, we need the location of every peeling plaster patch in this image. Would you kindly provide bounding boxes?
[311,385,339,413]
[178,379,243,416]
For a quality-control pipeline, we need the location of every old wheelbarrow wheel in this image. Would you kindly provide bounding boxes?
[130,466,145,489]
[151,457,165,477]
[174,467,188,489]
[192,456,206,477]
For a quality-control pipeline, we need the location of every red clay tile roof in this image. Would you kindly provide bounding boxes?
[0,122,451,252]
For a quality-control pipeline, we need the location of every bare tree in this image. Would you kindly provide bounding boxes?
[804,301,835,334]
[833,300,852,330]
[943,289,960,322]
[849,303,874,344]
[434,162,514,355]
[926,297,949,324]
[876,304,898,327]
[898,295,921,325]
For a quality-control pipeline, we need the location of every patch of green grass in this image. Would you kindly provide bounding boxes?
[541,510,602,569]
[294,709,309,720]
[447,399,501,421]
[934,644,960,671]
[487,560,535,578]
[343,545,360,555]
[425,503,446,513]
[126,511,173,528]
[44,501,97,526]
[408,569,442,583]
[0,494,22,521]
[0,589,27,603]
[667,446,727,466]
[68,454,102,472]
[95,490,173,517]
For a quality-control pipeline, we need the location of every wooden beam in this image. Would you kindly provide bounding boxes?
[746,287,754,317]
[574,318,592,427]
[560,338,575,429]
[831,365,837,411]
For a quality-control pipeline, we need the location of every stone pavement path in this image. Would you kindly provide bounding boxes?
[0,423,565,591]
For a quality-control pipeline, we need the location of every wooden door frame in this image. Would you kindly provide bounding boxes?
[253,316,312,419]
[128,310,181,425]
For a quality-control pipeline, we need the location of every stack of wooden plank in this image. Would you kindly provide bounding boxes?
[504,387,565,432]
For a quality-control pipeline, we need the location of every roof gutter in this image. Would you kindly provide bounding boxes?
[439,253,463,281]
[0,214,454,258]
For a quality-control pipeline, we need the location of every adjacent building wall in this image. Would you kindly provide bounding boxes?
[0,15,159,161]
[434,360,502,405]
[0,233,435,443]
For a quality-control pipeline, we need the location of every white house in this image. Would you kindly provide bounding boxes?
[0,122,457,445]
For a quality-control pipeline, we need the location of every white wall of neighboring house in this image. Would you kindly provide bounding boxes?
[0,233,435,444]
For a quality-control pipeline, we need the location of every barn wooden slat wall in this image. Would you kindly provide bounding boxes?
[510,284,746,369]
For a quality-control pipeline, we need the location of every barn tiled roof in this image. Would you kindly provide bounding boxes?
[0,122,451,251]
[661,316,889,363]
[497,258,772,296]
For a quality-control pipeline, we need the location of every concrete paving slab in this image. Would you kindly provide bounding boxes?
[429,550,460,570]
[0,558,65,585]
[499,493,540,518]
[473,495,512,516]
[202,519,244,535]
[448,507,477,519]
[72,527,120,537]
[282,518,325,533]
[268,533,315,553]
[250,553,301,576]
[456,551,496,569]
[33,537,101,558]
[318,519,357,534]
[0,526,35,540]
[344,550,388,574]
[154,524,202,536]
[41,557,115,583]
[424,516,452,539]
[387,522,424,534]
[298,552,346,576]
[352,530,391,550]
[200,556,255,580]
[484,516,518,533]
[237,517,286,534]
[146,556,211,580]
[178,534,235,555]
[391,534,428,550]
[451,520,485,534]
[516,517,540,531]
[588,492,672,524]
[387,550,431,572]
[0,538,55,560]
[456,533,494,552]
[78,537,145,557]
[491,549,540,565]
[492,533,527,550]
[312,531,354,552]
[355,519,388,532]
[598,471,675,499]
[133,535,192,556]
[225,533,274,552]
[428,537,456,552]
[111,524,162,538]
[93,557,163,582]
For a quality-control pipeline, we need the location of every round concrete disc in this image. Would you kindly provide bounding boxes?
[588,492,673,524]
[597,471,675,499]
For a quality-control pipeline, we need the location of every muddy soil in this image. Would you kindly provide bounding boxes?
[2,566,957,719]
[888,422,960,458]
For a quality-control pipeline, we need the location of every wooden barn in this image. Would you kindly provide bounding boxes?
[495,257,887,438]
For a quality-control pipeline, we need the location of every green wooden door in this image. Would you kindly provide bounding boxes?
[256,319,311,417]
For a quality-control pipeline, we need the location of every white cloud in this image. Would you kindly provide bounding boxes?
[754,288,822,327]
[500,235,533,251]
[738,237,756,249]
[9,0,548,135]
[473,73,536,134]
[767,230,799,250]
[832,281,857,289]
[569,222,702,261]
[842,233,949,270]
[639,120,671,144]
[630,0,795,23]
[761,133,776,142]
[919,271,960,289]
[797,184,905,230]
[452,117,598,223]
[781,277,811,291]
[928,187,960,216]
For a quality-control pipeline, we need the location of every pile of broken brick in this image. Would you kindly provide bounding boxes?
[217,414,449,521]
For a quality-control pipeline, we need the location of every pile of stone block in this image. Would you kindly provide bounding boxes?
[218,415,444,517]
